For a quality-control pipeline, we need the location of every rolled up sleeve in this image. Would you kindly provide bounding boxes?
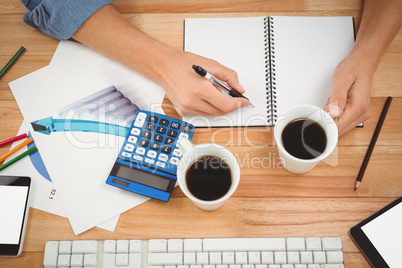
[21,0,112,40]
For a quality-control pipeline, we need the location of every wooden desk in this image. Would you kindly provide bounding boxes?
[0,1,401,267]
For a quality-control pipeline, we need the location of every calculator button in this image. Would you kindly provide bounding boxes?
[179,133,189,140]
[134,112,147,127]
[161,146,172,154]
[135,147,146,155]
[182,125,193,133]
[150,142,160,150]
[170,157,180,165]
[131,128,141,136]
[147,150,157,159]
[164,137,175,145]
[158,154,169,162]
[154,134,163,142]
[156,162,166,168]
[122,152,132,158]
[159,119,169,126]
[142,131,152,139]
[170,122,181,129]
[128,136,138,144]
[124,144,135,152]
[133,155,143,161]
[145,158,155,165]
[138,139,149,147]
[167,129,178,138]
[172,149,182,157]
[148,115,158,123]
[156,126,166,134]
[145,123,155,131]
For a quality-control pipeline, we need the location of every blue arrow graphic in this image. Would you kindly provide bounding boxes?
[31,117,129,137]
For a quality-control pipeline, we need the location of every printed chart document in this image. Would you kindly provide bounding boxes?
[9,45,165,235]
[184,16,355,127]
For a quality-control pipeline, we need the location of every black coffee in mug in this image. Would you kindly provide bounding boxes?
[281,118,327,160]
[185,156,232,201]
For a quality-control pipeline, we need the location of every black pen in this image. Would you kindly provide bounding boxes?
[192,65,255,108]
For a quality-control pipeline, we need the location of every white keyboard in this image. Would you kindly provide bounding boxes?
[43,237,344,268]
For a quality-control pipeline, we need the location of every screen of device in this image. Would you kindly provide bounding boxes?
[0,185,29,245]
[361,201,402,267]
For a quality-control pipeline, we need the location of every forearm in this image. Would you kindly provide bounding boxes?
[72,5,174,84]
[352,0,402,72]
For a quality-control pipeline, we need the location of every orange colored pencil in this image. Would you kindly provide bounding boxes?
[0,137,33,163]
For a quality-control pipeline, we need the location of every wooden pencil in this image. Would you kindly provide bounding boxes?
[354,97,393,191]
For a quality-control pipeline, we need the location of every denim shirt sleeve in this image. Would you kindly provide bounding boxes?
[21,0,112,40]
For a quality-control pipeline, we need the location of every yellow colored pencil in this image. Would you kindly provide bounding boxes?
[0,137,33,163]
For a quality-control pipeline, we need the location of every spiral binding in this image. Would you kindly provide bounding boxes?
[264,17,277,126]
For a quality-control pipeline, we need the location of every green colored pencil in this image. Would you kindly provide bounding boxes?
[0,146,37,172]
[0,46,26,79]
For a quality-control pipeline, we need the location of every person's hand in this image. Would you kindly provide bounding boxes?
[157,49,250,115]
[326,51,374,136]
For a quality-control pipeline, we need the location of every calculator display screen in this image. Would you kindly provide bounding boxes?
[114,164,171,191]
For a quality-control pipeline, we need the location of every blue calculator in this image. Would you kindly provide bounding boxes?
[106,110,194,201]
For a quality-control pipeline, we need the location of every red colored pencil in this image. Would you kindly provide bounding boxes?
[0,133,28,147]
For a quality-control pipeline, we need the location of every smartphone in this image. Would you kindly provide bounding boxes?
[0,176,31,256]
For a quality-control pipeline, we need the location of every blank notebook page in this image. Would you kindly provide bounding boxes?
[184,17,269,127]
[272,16,354,118]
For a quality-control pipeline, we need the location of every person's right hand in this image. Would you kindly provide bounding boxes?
[157,50,250,116]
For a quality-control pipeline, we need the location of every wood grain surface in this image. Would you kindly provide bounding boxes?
[0,1,401,267]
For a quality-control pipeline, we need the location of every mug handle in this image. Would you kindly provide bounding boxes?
[177,137,194,155]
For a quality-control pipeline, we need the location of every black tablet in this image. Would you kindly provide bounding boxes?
[0,176,31,257]
[350,196,402,268]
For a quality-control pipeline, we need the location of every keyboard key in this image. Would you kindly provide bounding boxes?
[70,254,83,267]
[117,240,129,253]
[129,240,142,253]
[197,252,209,264]
[129,253,142,267]
[116,253,129,266]
[184,238,202,252]
[148,252,183,265]
[249,252,261,264]
[138,139,149,147]
[287,251,300,264]
[134,112,146,127]
[313,251,326,264]
[203,238,286,252]
[59,240,72,254]
[135,147,146,155]
[149,239,167,252]
[142,131,152,139]
[184,252,196,264]
[322,237,342,251]
[124,144,135,152]
[57,254,70,267]
[222,252,235,264]
[306,237,322,251]
[182,124,193,133]
[300,251,313,264]
[104,240,116,253]
[168,239,183,252]
[235,252,247,264]
[326,251,344,264]
[274,252,287,264]
[161,146,172,154]
[150,142,160,150]
[261,251,274,264]
[84,254,97,266]
[210,252,222,264]
[287,237,306,251]
[128,136,138,144]
[165,137,175,145]
[130,128,141,136]
[321,265,344,268]
[43,241,59,267]
[72,240,98,254]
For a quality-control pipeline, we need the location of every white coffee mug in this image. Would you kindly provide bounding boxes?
[176,138,240,211]
[274,104,338,174]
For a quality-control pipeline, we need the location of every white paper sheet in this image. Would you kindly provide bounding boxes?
[9,44,166,234]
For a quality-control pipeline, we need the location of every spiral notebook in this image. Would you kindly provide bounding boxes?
[183,16,355,127]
